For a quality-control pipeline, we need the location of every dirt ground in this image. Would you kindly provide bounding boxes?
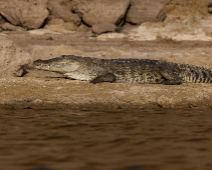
[2,31,212,110]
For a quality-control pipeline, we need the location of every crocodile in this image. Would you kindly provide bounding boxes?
[33,55,212,85]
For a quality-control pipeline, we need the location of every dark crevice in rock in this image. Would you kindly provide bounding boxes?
[116,3,131,27]
[71,8,90,27]
[81,19,91,28]
[0,14,11,25]
[39,17,49,29]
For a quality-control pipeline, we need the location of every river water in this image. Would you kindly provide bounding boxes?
[1,108,212,170]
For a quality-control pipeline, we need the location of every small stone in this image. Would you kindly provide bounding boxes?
[1,23,25,31]
[92,23,116,34]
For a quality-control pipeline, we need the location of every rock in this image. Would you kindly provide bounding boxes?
[1,23,25,31]
[72,0,130,26]
[45,19,78,33]
[165,0,209,21]
[0,35,31,77]
[48,0,81,25]
[0,0,49,29]
[92,23,116,34]
[127,0,168,25]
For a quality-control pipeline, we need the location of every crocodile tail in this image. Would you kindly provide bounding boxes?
[179,64,212,83]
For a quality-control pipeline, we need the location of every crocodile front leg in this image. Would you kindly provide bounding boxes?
[90,73,116,84]
[160,70,182,85]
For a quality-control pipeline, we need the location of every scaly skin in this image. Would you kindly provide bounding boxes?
[34,55,212,85]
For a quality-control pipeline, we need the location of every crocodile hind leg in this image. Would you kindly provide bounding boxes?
[160,70,182,85]
[90,73,116,84]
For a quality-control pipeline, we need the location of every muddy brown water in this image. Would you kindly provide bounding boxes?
[1,108,212,170]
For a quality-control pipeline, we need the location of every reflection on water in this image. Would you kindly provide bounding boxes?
[1,108,212,170]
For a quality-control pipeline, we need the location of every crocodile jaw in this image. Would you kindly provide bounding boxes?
[34,59,80,73]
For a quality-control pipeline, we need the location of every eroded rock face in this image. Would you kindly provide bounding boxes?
[0,35,31,77]
[127,0,168,25]
[48,0,81,25]
[0,0,49,29]
[72,0,130,26]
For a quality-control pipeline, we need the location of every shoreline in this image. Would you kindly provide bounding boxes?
[1,77,212,110]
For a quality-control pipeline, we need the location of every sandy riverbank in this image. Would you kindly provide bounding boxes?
[0,30,211,110]
[1,77,212,110]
